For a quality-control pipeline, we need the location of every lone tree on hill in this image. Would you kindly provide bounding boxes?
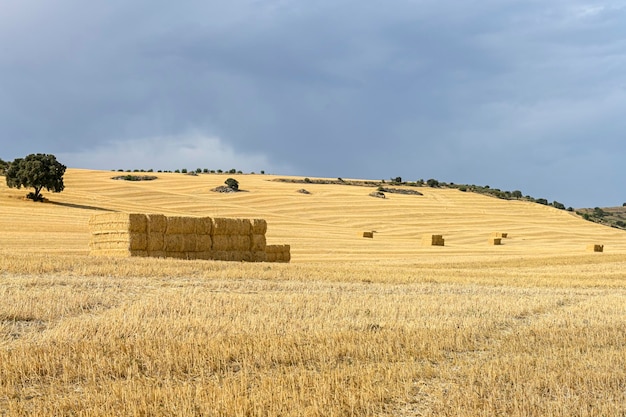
[5,153,66,201]
[225,177,239,191]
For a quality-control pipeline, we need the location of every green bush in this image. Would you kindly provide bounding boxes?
[225,178,239,191]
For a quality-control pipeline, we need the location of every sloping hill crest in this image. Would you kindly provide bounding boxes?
[1,169,625,262]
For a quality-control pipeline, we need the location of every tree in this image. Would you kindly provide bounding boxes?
[0,158,8,175]
[5,154,66,201]
[426,178,439,187]
[225,178,239,191]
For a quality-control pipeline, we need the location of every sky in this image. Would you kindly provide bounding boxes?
[1,1,625,208]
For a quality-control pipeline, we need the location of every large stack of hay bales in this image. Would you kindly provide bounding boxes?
[89,213,288,262]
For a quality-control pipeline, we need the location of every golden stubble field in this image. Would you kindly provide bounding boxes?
[1,169,625,416]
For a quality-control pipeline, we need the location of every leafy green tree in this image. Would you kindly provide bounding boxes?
[426,178,439,187]
[0,158,8,175]
[5,154,66,201]
[225,178,239,191]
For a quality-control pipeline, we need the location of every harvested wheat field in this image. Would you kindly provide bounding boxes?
[1,169,625,416]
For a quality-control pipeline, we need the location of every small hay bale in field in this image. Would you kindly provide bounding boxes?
[422,234,444,246]
[587,244,604,252]
[363,231,374,238]
[490,232,508,238]
[251,219,267,235]
[167,216,196,234]
[251,234,267,251]
[488,237,502,245]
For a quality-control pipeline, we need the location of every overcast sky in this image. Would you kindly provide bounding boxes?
[1,1,625,208]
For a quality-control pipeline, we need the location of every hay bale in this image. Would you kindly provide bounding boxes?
[490,232,508,238]
[213,218,251,236]
[251,234,267,251]
[90,232,147,251]
[363,231,374,238]
[489,237,502,245]
[251,219,267,235]
[163,233,195,253]
[587,244,604,252]
[89,213,147,233]
[147,214,167,233]
[251,251,267,262]
[212,218,235,235]
[266,244,291,263]
[167,216,196,234]
[90,248,147,257]
[211,251,229,261]
[196,217,213,235]
[148,233,165,252]
[196,235,212,252]
[422,235,444,246]
[212,235,233,251]
[194,251,213,260]
[165,251,189,259]
[232,235,251,251]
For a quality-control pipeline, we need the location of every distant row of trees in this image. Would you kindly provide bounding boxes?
[114,168,265,175]
[385,176,573,211]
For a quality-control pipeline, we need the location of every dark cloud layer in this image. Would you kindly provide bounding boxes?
[1,1,625,207]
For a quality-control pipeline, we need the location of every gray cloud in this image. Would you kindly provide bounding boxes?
[1,0,625,207]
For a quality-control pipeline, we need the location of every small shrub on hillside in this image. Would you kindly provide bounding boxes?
[225,178,239,191]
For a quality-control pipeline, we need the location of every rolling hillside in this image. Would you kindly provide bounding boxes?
[1,168,625,262]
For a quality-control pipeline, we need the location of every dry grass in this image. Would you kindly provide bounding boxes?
[1,169,626,416]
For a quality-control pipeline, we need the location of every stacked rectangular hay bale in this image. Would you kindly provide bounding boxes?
[587,244,604,253]
[265,245,291,263]
[89,213,149,257]
[212,218,252,261]
[250,219,268,262]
